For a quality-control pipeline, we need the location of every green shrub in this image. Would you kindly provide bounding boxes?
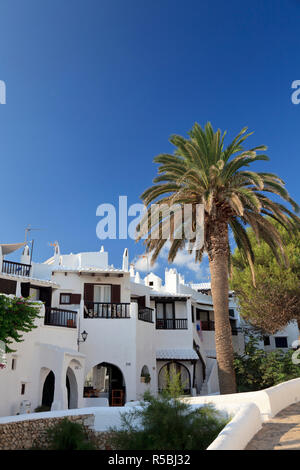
[160,369,186,399]
[46,418,96,450]
[234,336,300,392]
[110,394,228,450]
[34,405,51,413]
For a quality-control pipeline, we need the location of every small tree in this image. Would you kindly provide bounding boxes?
[234,336,300,392]
[0,295,41,353]
[161,367,186,398]
[231,220,300,334]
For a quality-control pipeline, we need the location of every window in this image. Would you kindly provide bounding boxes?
[229,309,235,317]
[156,302,174,327]
[149,281,153,286]
[263,336,270,346]
[29,288,40,301]
[275,337,288,348]
[21,383,26,395]
[11,358,16,370]
[94,285,111,303]
[60,294,71,305]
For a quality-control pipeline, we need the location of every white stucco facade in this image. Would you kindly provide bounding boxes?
[0,242,298,418]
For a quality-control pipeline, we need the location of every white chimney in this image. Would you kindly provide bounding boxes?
[20,245,31,265]
[122,248,129,272]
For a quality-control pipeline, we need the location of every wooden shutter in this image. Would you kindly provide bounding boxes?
[70,294,81,304]
[0,278,17,295]
[84,283,94,302]
[111,284,120,303]
[137,295,146,308]
[39,287,52,308]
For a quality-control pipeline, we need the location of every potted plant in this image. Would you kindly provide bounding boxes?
[142,373,151,384]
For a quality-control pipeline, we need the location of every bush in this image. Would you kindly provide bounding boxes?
[45,418,96,450]
[234,336,300,392]
[34,405,51,413]
[110,394,228,450]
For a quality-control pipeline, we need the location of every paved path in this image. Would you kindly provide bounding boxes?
[246,402,300,450]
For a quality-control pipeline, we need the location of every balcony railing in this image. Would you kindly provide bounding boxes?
[2,260,31,277]
[84,302,130,319]
[44,307,77,328]
[138,307,154,323]
[200,320,215,331]
[156,318,188,330]
[200,320,240,335]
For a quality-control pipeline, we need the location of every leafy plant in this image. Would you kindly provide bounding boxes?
[34,405,51,413]
[110,393,228,450]
[231,220,300,333]
[234,336,300,392]
[160,368,187,398]
[46,418,96,450]
[0,295,41,353]
[143,373,151,384]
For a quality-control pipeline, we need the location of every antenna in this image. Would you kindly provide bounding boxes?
[24,224,44,242]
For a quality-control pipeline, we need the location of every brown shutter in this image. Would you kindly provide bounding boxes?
[84,283,94,302]
[111,284,120,303]
[137,295,146,308]
[0,278,17,295]
[39,287,52,308]
[70,294,81,304]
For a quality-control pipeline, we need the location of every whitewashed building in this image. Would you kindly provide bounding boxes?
[0,241,297,417]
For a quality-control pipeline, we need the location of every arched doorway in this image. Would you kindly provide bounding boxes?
[42,370,55,409]
[66,366,78,409]
[158,362,191,395]
[84,362,126,406]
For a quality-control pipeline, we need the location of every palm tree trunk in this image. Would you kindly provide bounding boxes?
[207,217,237,394]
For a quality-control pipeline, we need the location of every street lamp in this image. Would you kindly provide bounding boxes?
[77,330,88,346]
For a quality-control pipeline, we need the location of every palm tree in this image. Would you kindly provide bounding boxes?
[137,122,300,394]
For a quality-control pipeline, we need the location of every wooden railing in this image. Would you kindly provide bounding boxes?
[200,320,240,335]
[2,260,31,277]
[200,320,215,331]
[44,307,77,328]
[84,302,130,319]
[138,307,154,323]
[156,318,188,330]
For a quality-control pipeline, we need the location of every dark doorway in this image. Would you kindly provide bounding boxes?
[42,371,55,408]
[66,375,70,408]
[84,362,126,406]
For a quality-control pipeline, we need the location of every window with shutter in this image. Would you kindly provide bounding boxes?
[111,284,121,303]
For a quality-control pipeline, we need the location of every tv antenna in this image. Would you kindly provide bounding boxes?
[24,225,44,242]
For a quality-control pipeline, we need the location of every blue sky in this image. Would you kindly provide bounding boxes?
[0,0,299,282]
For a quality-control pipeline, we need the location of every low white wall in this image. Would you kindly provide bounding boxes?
[83,398,109,408]
[184,378,300,422]
[207,403,262,451]
[1,378,300,450]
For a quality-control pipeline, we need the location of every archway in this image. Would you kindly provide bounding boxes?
[42,370,55,409]
[158,361,191,394]
[84,362,126,406]
[66,366,78,409]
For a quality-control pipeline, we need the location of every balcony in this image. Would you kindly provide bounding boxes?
[84,302,130,319]
[44,307,77,328]
[138,307,154,323]
[2,260,31,277]
[200,320,240,335]
[156,318,188,330]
